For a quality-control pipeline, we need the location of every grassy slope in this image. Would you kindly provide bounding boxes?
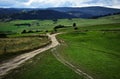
[2,51,83,79]
[0,20,55,33]
[79,23,120,31]
[0,14,120,33]
[58,31,120,79]
[1,14,120,79]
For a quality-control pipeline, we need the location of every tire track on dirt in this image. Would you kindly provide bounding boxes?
[51,46,94,79]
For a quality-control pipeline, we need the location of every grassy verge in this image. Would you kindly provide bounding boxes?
[57,31,120,79]
[2,50,84,79]
[0,36,50,62]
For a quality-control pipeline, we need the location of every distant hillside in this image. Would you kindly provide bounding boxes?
[100,14,120,19]
[0,9,76,20]
[0,8,21,15]
[0,8,34,19]
[0,6,120,20]
[10,10,76,20]
[48,6,120,18]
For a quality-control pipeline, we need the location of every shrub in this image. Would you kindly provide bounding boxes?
[21,30,27,34]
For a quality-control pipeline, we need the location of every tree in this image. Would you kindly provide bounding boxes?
[53,25,65,32]
[0,34,7,38]
[73,23,76,27]
[36,22,40,26]
[54,28,57,32]
[54,25,64,29]
[45,30,49,33]
[74,27,78,30]
[68,18,72,20]
[53,19,58,24]
[28,30,34,33]
[21,30,27,34]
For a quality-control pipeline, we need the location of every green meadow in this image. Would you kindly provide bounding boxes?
[1,14,120,79]
[0,14,120,33]
[57,31,120,79]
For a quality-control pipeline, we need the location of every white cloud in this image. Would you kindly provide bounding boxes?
[23,0,100,8]
[0,0,120,8]
[111,0,120,8]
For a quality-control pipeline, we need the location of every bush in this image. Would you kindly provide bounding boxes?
[73,23,76,27]
[28,30,34,33]
[0,34,7,38]
[54,25,65,29]
[21,30,27,34]
[74,27,78,30]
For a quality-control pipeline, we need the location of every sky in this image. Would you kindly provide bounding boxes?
[0,0,120,9]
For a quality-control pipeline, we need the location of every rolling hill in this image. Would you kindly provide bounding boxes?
[10,10,76,20]
[48,6,120,18]
[0,6,120,20]
[0,9,76,20]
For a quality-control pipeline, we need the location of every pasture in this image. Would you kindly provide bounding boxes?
[0,14,120,79]
[57,31,120,79]
[0,15,120,33]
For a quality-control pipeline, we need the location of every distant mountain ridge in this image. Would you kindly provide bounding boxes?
[48,6,120,18]
[10,10,76,20]
[0,6,120,20]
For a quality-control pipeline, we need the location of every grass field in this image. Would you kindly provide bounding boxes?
[0,35,50,62]
[0,14,120,79]
[57,31,120,79]
[79,23,120,31]
[0,15,120,33]
[2,50,84,79]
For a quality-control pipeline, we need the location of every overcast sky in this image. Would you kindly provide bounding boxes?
[0,0,120,9]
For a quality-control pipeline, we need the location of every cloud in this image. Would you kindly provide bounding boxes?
[0,0,120,8]
[111,0,120,8]
[0,0,28,8]
[23,0,94,8]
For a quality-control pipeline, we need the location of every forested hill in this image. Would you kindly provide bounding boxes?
[0,6,120,20]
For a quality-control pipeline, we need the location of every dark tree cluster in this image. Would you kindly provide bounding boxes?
[0,31,15,37]
[21,30,41,34]
[73,23,78,30]
[53,19,58,24]
[53,25,65,32]
[0,34,7,38]
[21,30,27,33]
[15,23,31,27]
[101,29,120,32]
[54,25,65,29]
[73,23,76,27]
[74,27,78,30]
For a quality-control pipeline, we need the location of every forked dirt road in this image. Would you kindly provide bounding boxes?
[0,33,60,77]
[0,33,94,79]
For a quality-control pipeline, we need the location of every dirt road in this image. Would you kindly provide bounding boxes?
[0,33,60,77]
[0,33,93,79]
